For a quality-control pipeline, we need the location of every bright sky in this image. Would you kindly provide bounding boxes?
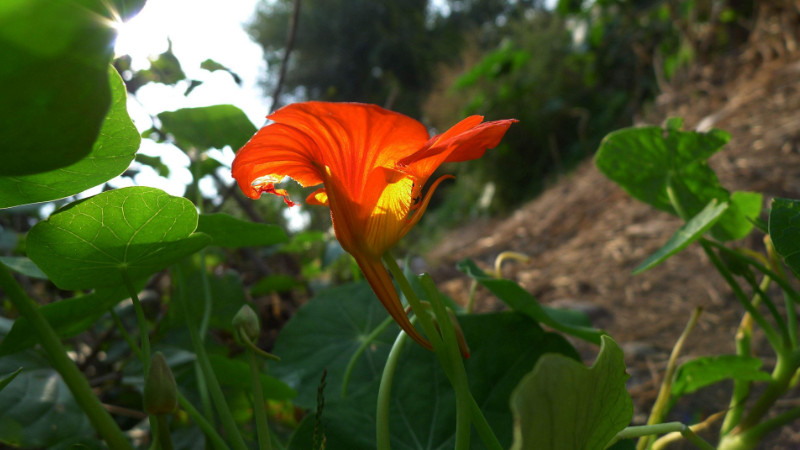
[107,0,311,230]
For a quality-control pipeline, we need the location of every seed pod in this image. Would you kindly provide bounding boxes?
[144,352,178,415]
[233,304,260,342]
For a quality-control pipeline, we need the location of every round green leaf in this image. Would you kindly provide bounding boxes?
[0,0,117,176]
[27,187,211,289]
[510,336,632,450]
[0,66,140,208]
[595,122,760,241]
[157,105,257,152]
[0,351,97,447]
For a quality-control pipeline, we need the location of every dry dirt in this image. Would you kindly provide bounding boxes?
[425,55,800,448]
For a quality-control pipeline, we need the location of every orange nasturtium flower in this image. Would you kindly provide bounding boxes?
[232,102,515,349]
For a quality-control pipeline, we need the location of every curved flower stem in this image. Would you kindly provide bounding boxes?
[419,274,472,450]
[0,263,133,450]
[247,346,273,450]
[383,254,472,449]
[376,318,412,450]
[342,315,394,397]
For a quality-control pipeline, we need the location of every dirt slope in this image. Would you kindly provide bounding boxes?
[427,55,800,446]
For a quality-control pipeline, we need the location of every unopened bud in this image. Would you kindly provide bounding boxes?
[144,352,178,415]
[233,304,260,342]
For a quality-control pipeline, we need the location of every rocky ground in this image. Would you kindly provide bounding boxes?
[426,54,800,448]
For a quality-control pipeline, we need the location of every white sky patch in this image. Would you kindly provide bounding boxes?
[107,0,271,201]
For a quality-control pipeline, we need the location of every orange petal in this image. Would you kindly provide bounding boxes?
[354,255,432,350]
[232,102,431,203]
[399,118,517,179]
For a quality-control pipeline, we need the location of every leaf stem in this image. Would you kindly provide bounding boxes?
[699,240,783,351]
[247,347,273,450]
[0,262,133,449]
[156,415,175,450]
[122,271,151,376]
[342,315,395,397]
[177,392,231,450]
[376,319,411,450]
[419,274,472,450]
[174,264,249,450]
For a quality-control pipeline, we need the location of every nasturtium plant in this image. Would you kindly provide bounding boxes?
[509,336,632,450]
[0,66,139,209]
[595,118,761,241]
[157,104,257,152]
[26,186,211,290]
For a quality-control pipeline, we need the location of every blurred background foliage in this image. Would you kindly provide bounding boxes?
[246,0,765,242]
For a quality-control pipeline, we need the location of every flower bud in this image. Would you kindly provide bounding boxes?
[144,352,178,415]
[233,304,260,342]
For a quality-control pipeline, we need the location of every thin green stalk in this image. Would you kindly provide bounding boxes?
[156,415,174,450]
[699,240,783,351]
[614,422,714,450]
[109,308,143,361]
[467,396,503,450]
[737,350,799,431]
[741,274,788,344]
[177,392,231,450]
[248,347,273,450]
[420,274,471,450]
[722,309,756,435]
[0,263,133,449]
[174,264,249,450]
[377,319,412,450]
[465,280,478,314]
[637,307,702,450]
[382,255,468,448]
[123,271,151,376]
[704,239,800,305]
[738,404,800,444]
[342,315,395,397]
[381,254,446,366]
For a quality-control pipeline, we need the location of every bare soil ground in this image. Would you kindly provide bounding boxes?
[426,54,800,448]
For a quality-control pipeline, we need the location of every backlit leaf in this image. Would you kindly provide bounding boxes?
[158,105,257,152]
[671,355,771,400]
[509,336,632,450]
[0,67,139,208]
[27,187,210,289]
[0,0,119,176]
